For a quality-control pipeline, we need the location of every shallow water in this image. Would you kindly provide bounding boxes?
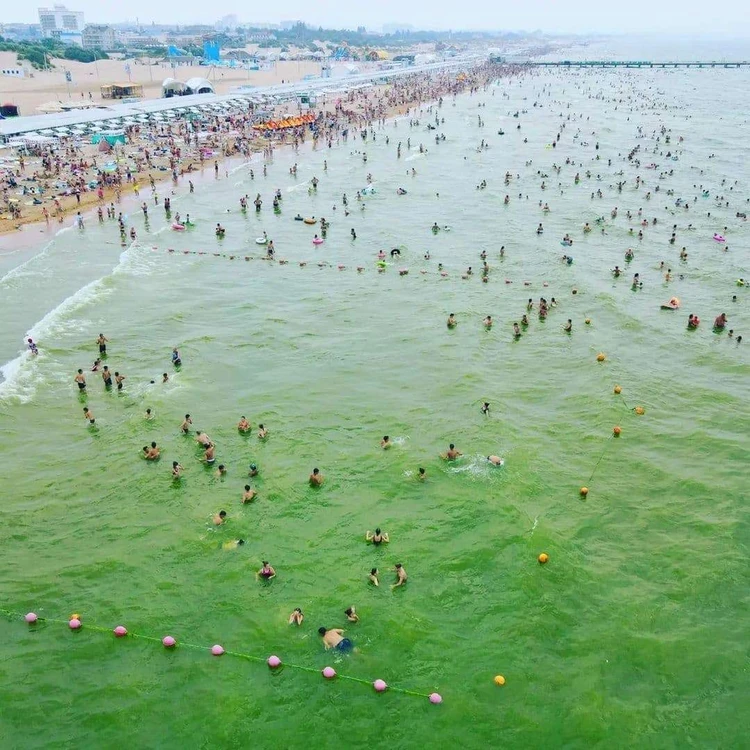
[1,44,749,748]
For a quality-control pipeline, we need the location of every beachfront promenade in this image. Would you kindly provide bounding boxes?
[0,55,482,141]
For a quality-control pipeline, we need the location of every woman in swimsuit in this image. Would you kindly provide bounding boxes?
[257,561,276,580]
[366,528,389,545]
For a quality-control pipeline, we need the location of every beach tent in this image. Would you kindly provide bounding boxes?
[91,131,126,145]
[185,78,215,95]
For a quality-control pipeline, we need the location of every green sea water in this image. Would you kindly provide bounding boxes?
[1,61,749,748]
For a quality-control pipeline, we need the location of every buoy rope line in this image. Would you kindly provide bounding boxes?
[155,246,553,284]
[0,608,441,704]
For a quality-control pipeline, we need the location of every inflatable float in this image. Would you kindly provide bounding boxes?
[172,223,185,231]
[312,237,324,245]
[713,234,726,242]
[255,237,268,245]
[303,218,317,225]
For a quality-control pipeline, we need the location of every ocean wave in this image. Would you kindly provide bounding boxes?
[0,243,150,403]
[0,239,56,287]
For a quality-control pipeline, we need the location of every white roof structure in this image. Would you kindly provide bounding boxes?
[185,77,214,94]
[0,54,481,140]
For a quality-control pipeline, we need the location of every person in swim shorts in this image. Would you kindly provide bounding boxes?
[318,627,353,652]
[242,485,257,503]
[381,436,391,449]
[195,430,211,447]
[309,467,324,486]
[181,415,193,433]
[83,406,95,424]
[115,372,125,390]
[75,369,86,391]
[213,510,226,525]
[289,608,304,626]
[204,443,216,464]
[96,333,109,355]
[101,366,112,388]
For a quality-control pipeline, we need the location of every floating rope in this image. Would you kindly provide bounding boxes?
[0,608,442,704]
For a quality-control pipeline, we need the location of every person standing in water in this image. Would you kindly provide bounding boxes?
[257,561,276,580]
[96,333,109,356]
[75,369,86,391]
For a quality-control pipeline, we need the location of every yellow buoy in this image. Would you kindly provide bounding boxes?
[494,675,506,686]
[580,487,589,497]
[614,385,622,394]
[538,553,549,564]
[634,406,645,415]
[596,352,606,362]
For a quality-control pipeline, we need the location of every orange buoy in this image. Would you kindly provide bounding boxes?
[634,406,645,415]
[580,486,589,497]
[596,352,606,362]
[613,426,622,436]
[614,385,622,394]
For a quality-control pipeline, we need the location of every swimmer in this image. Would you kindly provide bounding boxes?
[248,463,259,478]
[417,467,426,481]
[487,455,504,466]
[162,373,169,383]
[195,430,211,447]
[242,485,257,503]
[101,366,112,388]
[289,608,304,626]
[366,528,389,545]
[483,315,493,328]
[222,539,245,550]
[714,313,727,329]
[237,416,251,433]
[172,348,181,367]
[144,441,160,460]
[513,322,522,338]
[309,467,324,486]
[91,358,101,372]
[381,435,391,449]
[145,408,153,420]
[441,443,462,460]
[27,338,38,355]
[204,443,216,464]
[213,510,227,525]
[257,561,276,580]
[481,402,490,415]
[345,607,359,623]
[368,568,380,586]
[114,372,125,391]
[181,414,193,433]
[257,424,268,439]
[318,627,353,652]
[215,464,227,478]
[75,369,87,391]
[447,313,457,328]
[172,461,183,478]
[564,319,572,333]
[391,563,408,589]
[83,406,95,424]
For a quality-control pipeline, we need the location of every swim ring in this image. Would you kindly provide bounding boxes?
[713,234,726,242]
[304,218,317,225]
[172,223,185,231]
[312,238,324,245]
[255,237,268,245]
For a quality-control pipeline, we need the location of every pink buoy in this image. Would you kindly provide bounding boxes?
[322,666,336,679]
[69,618,82,630]
[162,635,176,648]
[113,626,127,637]
[25,612,38,624]
[373,679,388,693]
[267,655,281,669]
[211,644,225,656]
[429,692,443,704]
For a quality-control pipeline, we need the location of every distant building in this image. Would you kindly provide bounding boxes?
[279,20,303,30]
[0,23,43,41]
[215,14,238,30]
[38,5,84,38]
[82,25,117,50]
[382,23,414,34]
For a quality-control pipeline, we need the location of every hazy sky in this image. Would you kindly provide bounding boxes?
[12,0,750,34]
